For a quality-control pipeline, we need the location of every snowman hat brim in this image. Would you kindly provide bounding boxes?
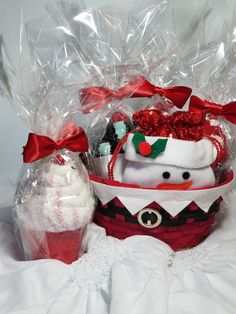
[125,134,217,169]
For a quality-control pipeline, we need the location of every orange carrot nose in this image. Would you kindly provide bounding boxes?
[156,181,193,190]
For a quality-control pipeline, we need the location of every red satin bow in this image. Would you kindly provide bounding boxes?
[80,76,192,113]
[189,95,236,124]
[23,128,88,163]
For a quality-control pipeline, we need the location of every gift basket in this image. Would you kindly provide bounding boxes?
[0,17,95,264]
[47,0,236,251]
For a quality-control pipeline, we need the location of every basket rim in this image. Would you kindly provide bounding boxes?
[90,171,234,217]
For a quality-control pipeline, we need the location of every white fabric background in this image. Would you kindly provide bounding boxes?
[1,1,236,313]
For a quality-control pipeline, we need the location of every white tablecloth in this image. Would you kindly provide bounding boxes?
[1,179,236,314]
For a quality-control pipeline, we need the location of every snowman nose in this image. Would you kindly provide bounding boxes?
[156,181,193,190]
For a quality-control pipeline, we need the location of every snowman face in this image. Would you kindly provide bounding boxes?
[122,162,216,189]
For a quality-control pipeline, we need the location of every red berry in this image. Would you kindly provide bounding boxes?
[138,142,152,156]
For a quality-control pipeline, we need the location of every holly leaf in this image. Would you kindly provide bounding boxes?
[132,132,146,153]
[149,138,168,159]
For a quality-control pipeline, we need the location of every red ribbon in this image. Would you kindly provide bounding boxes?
[189,96,236,124]
[80,76,192,113]
[23,128,88,163]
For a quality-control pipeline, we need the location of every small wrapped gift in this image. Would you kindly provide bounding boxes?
[0,26,95,264]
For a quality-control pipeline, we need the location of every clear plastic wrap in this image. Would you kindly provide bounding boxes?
[180,1,236,180]
[51,0,193,177]
[34,0,190,167]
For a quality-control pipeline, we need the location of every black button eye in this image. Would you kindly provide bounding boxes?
[71,166,76,170]
[182,172,190,180]
[162,172,171,179]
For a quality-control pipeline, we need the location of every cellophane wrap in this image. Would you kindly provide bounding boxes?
[47,0,192,178]
[180,2,236,182]
[0,9,96,264]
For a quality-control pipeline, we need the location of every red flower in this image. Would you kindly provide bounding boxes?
[133,109,207,141]
[133,109,165,135]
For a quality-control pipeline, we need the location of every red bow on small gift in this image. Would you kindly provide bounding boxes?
[23,128,88,163]
[80,76,192,113]
[189,95,236,124]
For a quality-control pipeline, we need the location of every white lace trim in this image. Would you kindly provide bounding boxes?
[71,237,124,291]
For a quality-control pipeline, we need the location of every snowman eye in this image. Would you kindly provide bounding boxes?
[182,172,190,180]
[71,166,76,170]
[162,172,171,179]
